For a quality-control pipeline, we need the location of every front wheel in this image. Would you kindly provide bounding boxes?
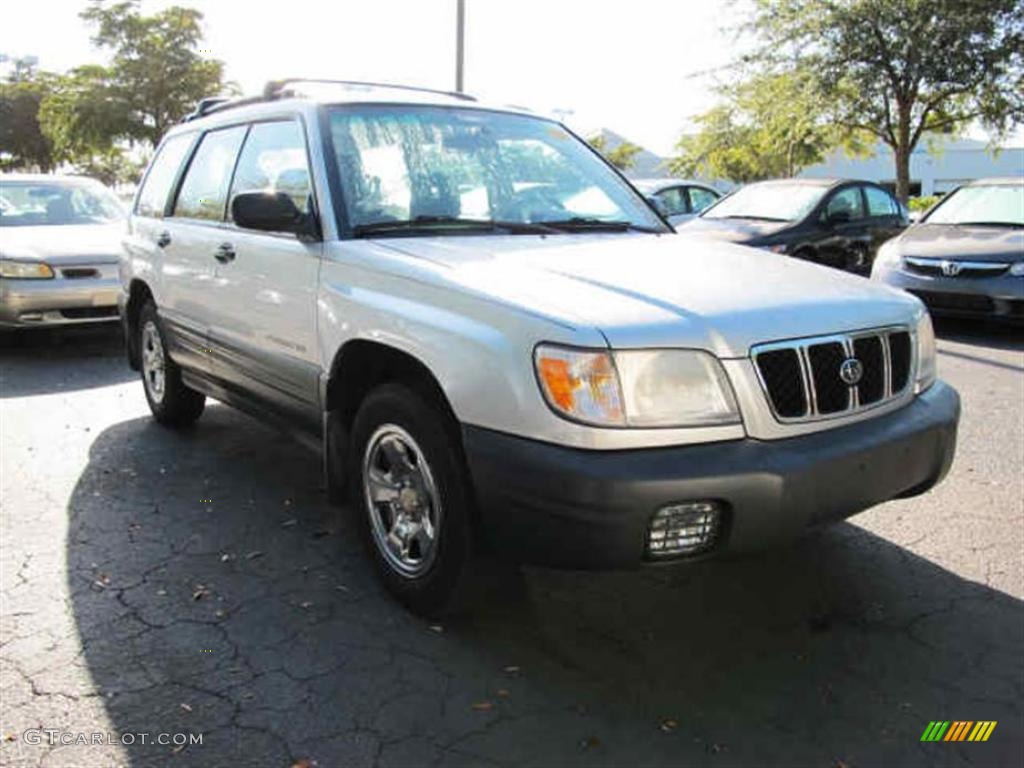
[138,301,205,427]
[349,383,482,616]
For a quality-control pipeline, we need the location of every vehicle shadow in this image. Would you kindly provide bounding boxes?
[63,408,1023,767]
[933,316,1023,353]
[0,325,135,398]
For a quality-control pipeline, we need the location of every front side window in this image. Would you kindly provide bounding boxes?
[229,120,313,220]
[864,186,898,217]
[924,184,1023,227]
[687,186,718,213]
[823,187,864,221]
[173,125,247,221]
[655,187,688,216]
[326,105,665,235]
[136,133,194,218]
[702,183,826,222]
[0,181,124,227]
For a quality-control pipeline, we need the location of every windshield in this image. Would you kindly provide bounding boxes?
[326,105,666,235]
[923,184,1024,227]
[702,183,827,222]
[0,181,125,227]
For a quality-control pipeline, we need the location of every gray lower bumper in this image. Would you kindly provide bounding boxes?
[0,275,120,328]
[464,382,960,569]
[874,267,1024,321]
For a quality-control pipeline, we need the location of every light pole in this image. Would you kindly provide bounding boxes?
[455,0,465,93]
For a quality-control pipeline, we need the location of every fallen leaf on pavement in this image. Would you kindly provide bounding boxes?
[502,665,521,675]
[245,551,264,560]
[281,518,297,528]
[299,601,313,609]
[660,718,678,733]
[471,701,493,711]
[179,702,192,712]
[580,736,600,750]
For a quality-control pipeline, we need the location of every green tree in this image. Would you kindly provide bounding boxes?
[588,134,643,171]
[81,0,229,147]
[744,0,1023,202]
[38,65,131,168]
[0,73,56,171]
[670,69,845,182]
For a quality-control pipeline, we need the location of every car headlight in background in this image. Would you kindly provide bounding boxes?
[1010,262,1024,277]
[758,244,786,254]
[872,240,901,273]
[535,344,740,427]
[0,259,55,279]
[914,311,937,393]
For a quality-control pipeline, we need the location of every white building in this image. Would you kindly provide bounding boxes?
[799,137,1024,196]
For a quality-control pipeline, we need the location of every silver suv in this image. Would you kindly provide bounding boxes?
[119,79,960,615]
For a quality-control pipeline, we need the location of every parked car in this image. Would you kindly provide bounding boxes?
[120,79,959,616]
[678,178,908,273]
[0,174,126,328]
[872,177,1023,323]
[631,178,720,226]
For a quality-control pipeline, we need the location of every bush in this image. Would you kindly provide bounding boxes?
[908,195,940,212]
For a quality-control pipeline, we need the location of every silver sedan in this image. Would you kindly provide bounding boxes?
[872,177,1023,324]
[0,175,126,328]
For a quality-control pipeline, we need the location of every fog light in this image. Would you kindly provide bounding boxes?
[647,501,722,558]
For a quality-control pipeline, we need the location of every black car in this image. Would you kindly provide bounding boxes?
[678,178,908,273]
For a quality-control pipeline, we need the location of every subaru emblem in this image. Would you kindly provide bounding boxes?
[839,358,863,386]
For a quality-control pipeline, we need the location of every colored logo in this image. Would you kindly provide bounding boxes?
[839,357,864,386]
[921,721,997,742]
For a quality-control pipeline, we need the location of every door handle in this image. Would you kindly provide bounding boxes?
[213,243,236,264]
[156,230,171,248]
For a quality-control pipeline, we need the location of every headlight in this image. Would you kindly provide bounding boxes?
[914,311,937,393]
[1010,262,1024,277]
[0,259,55,279]
[758,244,786,254]
[873,240,901,272]
[535,344,740,427]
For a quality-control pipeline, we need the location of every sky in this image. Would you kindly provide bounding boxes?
[0,0,751,156]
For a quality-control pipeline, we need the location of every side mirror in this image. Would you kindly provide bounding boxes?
[232,191,311,236]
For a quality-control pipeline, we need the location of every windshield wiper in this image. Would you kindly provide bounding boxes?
[950,221,1024,229]
[538,217,662,233]
[713,215,790,223]
[351,216,558,237]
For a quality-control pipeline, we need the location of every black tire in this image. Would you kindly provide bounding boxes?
[348,382,482,617]
[138,301,205,427]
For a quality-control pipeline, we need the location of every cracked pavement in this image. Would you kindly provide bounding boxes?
[1,319,1021,767]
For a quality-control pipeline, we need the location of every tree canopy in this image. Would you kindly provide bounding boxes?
[670,69,848,182]
[587,135,643,171]
[742,0,1023,201]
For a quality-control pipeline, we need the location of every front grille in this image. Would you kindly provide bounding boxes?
[753,327,914,423]
[904,257,1009,279]
[59,307,119,320]
[61,267,99,279]
[907,290,995,314]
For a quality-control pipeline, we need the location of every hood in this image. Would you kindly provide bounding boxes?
[675,216,790,243]
[894,223,1024,262]
[373,232,921,358]
[0,223,125,265]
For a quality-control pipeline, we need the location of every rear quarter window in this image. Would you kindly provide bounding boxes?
[135,133,194,218]
[865,186,899,217]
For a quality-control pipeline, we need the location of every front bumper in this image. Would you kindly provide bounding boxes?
[464,381,960,569]
[874,265,1024,322]
[0,267,120,328]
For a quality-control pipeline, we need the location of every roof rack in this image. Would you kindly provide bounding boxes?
[262,78,477,102]
[180,78,477,125]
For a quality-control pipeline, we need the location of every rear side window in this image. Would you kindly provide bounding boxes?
[135,133,193,218]
[173,125,247,221]
[228,120,312,219]
[865,186,899,217]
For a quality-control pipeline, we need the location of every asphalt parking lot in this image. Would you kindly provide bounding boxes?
[1,319,1021,768]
